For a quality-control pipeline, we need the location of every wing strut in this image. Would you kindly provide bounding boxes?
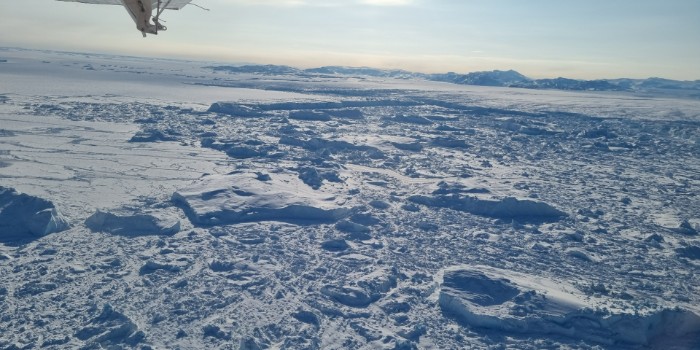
[153,0,173,32]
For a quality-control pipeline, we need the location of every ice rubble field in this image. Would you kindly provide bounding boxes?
[1,48,700,349]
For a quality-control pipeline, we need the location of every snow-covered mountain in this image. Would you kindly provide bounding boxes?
[209,63,700,96]
[210,64,300,76]
[1,47,700,349]
[429,69,532,87]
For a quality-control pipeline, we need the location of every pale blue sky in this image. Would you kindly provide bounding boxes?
[1,0,699,79]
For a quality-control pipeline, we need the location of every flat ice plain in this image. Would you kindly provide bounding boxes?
[1,47,700,349]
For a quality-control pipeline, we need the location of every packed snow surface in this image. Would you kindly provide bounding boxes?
[1,48,700,349]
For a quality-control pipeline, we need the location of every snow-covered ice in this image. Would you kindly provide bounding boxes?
[85,209,181,236]
[1,47,700,349]
[172,171,352,226]
[439,265,700,346]
[0,186,69,245]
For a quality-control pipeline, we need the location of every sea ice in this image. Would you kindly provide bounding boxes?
[439,265,700,346]
[409,194,566,222]
[172,171,352,226]
[0,186,69,244]
[2,49,700,349]
[85,209,181,236]
[76,304,146,349]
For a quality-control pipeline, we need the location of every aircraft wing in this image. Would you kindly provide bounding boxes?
[56,0,193,10]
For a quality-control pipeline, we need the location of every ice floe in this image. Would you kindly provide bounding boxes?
[409,194,566,222]
[172,171,352,226]
[85,209,181,236]
[0,186,69,244]
[439,265,700,346]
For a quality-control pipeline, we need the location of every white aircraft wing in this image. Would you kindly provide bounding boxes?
[56,0,193,10]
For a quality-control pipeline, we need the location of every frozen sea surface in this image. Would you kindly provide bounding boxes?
[1,48,699,349]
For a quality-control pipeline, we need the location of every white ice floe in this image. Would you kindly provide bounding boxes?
[439,265,700,346]
[0,186,70,244]
[172,171,352,226]
[409,194,566,222]
[85,209,180,236]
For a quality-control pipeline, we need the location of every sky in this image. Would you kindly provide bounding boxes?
[1,0,699,80]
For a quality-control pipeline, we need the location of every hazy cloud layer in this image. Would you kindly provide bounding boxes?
[231,0,414,6]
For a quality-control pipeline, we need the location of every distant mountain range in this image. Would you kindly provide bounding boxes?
[208,65,700,96]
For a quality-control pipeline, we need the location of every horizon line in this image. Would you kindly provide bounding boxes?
[2,45,698,83]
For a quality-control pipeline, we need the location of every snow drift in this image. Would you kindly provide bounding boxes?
[0,186,69,244]
[439,265,700,346]
[172,171,351,226]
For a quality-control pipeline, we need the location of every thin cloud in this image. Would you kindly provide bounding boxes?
[359,0,413,6]
[230,0,308,6]
[231,0,414,6]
